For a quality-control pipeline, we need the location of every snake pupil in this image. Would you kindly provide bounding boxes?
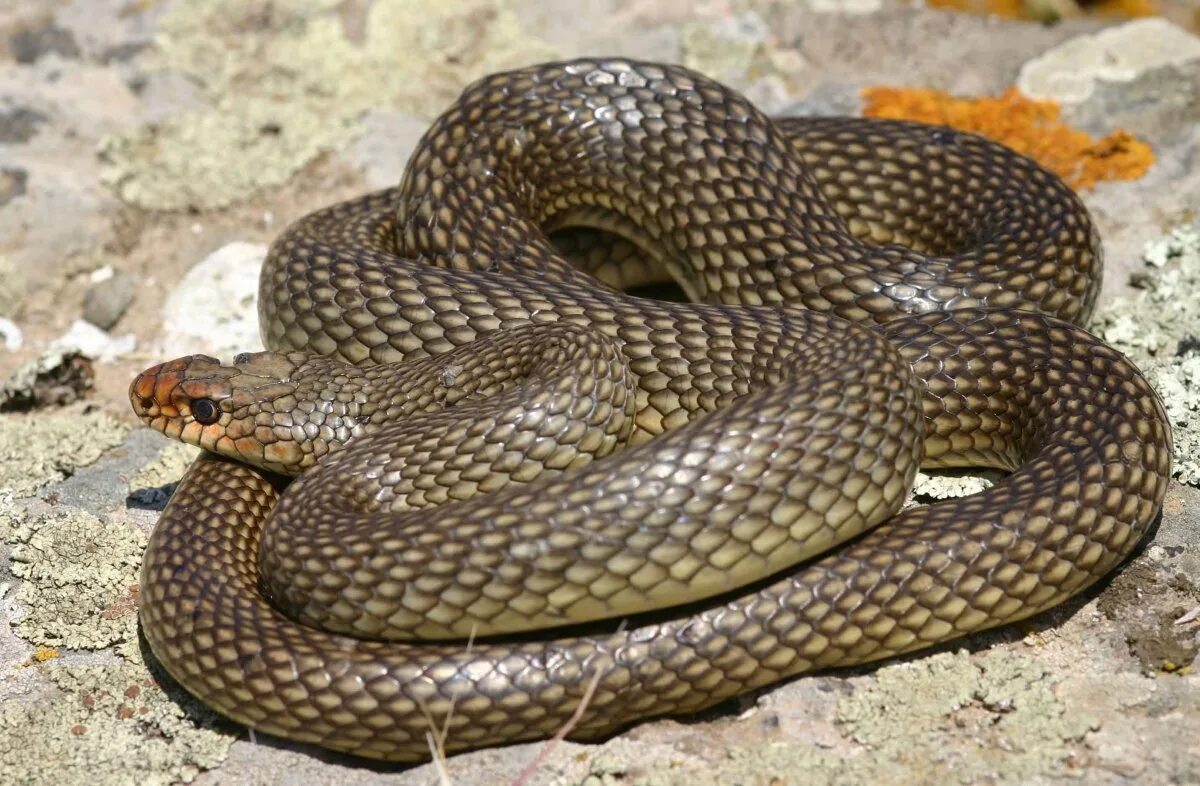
[192,398,219,425]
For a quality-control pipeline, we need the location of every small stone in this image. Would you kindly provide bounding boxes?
[0,168,27,208]
[0,106,48,144]
[809,0,882,13]
[83,271,137,330]
[0,318,21,351]
[100,41,149,65]
[10,22,80,64]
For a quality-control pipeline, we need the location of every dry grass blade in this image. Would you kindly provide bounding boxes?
[508,666,605,786]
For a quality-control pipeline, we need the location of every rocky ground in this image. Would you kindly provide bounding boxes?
[1,1,1198,784]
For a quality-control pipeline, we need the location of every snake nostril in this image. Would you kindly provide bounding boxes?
[139,397,155,411]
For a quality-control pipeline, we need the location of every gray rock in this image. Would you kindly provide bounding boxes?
[778,82,863,118]
[347,110,430,191]
[1017,18,1200,104]
[82,271,137,331]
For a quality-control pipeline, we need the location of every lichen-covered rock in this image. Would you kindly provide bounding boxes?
[0,351,94,411]
[4,506,144,650]
[99,0,559,211]
[1017,18,1200,103]
[127,442,201,508]
[0,660,231,786]
[0,411,126,496]
[1094,224,1200,485]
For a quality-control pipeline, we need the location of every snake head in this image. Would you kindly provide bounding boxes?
[129,350,345,476]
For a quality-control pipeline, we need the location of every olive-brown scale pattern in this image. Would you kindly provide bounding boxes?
[391,61,1098,321]
[133,58,1170,762]
[255,314,923,641]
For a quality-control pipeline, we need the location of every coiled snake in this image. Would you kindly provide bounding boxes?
[130,59,1172,761]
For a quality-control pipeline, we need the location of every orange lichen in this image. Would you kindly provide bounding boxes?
[923,0,1158,20]
[32,645,60,663]
[925,0,1025,18]
[1088,0,1159,17]
[861,85,1154,190]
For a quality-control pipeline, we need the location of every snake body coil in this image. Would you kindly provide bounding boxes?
[131,59,1171,761]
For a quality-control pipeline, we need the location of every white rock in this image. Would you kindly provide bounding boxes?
[0,318,22,351]
[158,241,267,360]
[809,0,883,14]
[50,319,136,362]
[1018,18,1200,104]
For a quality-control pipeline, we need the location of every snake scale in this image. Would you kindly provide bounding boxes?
[130,59,1172,761]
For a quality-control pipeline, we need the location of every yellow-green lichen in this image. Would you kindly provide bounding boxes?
[6,505,145,651]
[680,12,769,81]
[575,651,1097,786]
[99,94,359,212]
[100,0,557,210]
[0,661,232,786]
[836,650,1098,783]
[1093,224,1200,485]
[0,498,232,784]
[0,411,127,497]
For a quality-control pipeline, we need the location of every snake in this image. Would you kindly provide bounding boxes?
[129,59,1172,762]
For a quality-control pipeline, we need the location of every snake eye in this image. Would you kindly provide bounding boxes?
[192,398,220,425]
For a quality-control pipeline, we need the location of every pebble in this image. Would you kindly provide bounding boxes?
[83,271,137,330]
